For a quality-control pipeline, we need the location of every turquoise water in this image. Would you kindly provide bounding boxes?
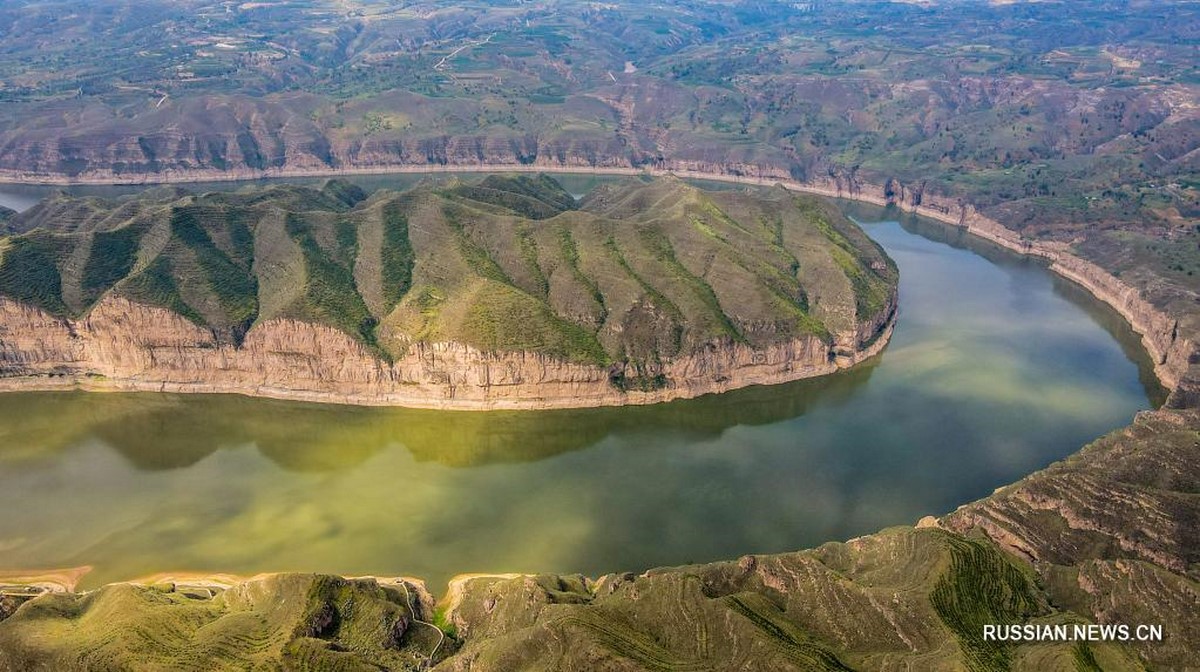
[0,201,1161,592]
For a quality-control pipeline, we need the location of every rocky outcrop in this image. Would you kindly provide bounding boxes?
[0,294,895,410]
[857,177,1191,394]
[457,163,1194,400]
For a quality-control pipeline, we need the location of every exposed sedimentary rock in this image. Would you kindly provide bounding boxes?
[0,175,897,409]
[0,294,893,409]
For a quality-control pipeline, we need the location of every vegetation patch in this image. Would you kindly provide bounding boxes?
[284,212,378,349]
[0,176,894,369]
[121,256,205,325]
[460,280,609,366]
[379,203,415,310]
[0,233,67,315]
[931,535,1045,672]
[81,226,142,307]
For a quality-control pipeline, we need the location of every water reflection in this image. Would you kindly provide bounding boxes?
[0,360,879,474]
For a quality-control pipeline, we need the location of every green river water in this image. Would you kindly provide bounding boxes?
[0,185,1162,592]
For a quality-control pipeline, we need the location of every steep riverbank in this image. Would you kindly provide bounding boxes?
[0,187,1187,670]
[0,295,895,410]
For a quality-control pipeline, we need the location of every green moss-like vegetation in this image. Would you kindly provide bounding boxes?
[0,176,894,373]
[515,223,550,297]
[461,281,609,365]
[320,179,367,209]
[723,594,855,671]
[379,203,414,309]
[81,226,142,307]
[808,204,897,318]
[444,206,514,286]
[0,233,67,315]
[0,575,428,671]
[638,226,744,343]
[333,217,357,265]
[121,256,205,325]
[603,235,684,325]
[1072,642,1104,672]
[169,206,258,329]
[446,174,578,220]
[931,535,1045,672]
[284,212,378,348]
[480,174,578,213]
[556,224,607,319]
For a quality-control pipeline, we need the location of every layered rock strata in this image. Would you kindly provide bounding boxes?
[0,176,898,409]
[0,294,894,410]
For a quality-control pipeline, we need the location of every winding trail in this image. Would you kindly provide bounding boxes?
[396,579,446,670]
[435,34,494,71]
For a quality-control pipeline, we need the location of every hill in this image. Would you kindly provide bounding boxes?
[0,174,897,408]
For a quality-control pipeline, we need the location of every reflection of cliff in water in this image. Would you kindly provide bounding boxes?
[0,360,881,473]
[840,201,1040,270]
[842,200,1167,407]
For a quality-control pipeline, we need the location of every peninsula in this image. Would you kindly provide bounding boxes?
[0,175,897,409]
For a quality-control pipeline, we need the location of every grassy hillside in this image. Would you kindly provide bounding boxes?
[0,175,895,370]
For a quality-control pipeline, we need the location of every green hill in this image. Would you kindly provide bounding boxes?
[0,175,896,370]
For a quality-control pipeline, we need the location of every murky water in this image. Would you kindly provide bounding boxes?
[0,198,1161,592]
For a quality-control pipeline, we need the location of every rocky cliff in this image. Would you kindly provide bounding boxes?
[501,163,1199,405]
[0,294,893,410]
[0,175,898,409]
[9,158,1186,404]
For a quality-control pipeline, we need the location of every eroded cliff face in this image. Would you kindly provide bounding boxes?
[0,294,895,410]
[4,154,1191,406]
[0,133,795,186]
[1,159,1187,408]
[0,137,1192,405]
[862,176,1191,396]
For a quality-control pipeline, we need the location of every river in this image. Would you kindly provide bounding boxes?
[0,182,1162,592]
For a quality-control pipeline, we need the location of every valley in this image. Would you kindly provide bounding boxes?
[0,1,1197,669]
